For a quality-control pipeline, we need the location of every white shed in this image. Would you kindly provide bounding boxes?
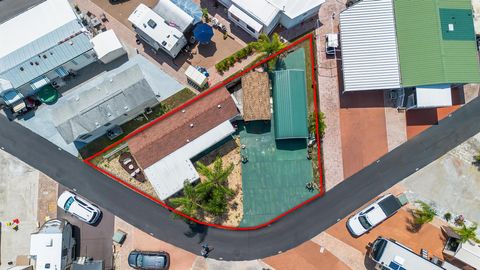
[185,65,207,88]
[91,30,126,64]
[414,85,452,109]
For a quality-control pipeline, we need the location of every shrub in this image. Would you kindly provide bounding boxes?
[444,212,452,222]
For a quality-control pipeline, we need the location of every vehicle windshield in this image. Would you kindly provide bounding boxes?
[64,197,75,211]
[136,254,143,267]
[358,215,372,229]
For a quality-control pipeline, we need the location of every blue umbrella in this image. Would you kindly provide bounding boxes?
[193,23,214,44]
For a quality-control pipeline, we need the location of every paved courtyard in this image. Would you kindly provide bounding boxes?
[0,151,40,269]
[239,121,315,227]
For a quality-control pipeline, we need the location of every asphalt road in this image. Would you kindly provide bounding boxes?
[57,185,115,269]
[0,97,479,260]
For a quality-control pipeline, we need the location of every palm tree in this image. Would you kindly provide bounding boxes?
[195,157,235,216]
[454,223,480,243]
[412,201,437,225]
[195,157,234,198]
[251,33,285,70]
[169,181,204,218]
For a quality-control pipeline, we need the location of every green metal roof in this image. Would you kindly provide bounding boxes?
[394,0,480,87]
[272,69,308,140]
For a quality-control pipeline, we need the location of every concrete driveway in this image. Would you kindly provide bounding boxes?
[0,151,40,269]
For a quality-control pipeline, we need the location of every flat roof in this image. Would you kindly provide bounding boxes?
[415,85,452,108]
[241,71,271,121]
[0,0,79,58]
[128,88,238,169]
[272,69,308,139]
[144,120,235,200]
[394,0,480,86]
[91,30,124,60]
[339,0,401,91]
[268,0,325,19]
[128,4,186,55]
[232,0,280,26]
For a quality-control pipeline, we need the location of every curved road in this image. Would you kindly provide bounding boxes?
[1,97,479,260]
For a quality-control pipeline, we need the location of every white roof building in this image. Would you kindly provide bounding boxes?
[30,219,75,270]
[220,0,324,38]
[152,0,194,33]
[91,30,126,64]
[339,0,401,92]
[128,4,187,58]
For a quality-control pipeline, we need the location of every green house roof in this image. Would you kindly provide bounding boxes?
[272,69,308,140]
[394,0,480,87]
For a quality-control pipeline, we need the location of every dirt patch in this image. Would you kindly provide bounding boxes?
[97,150,159,200]
[196,137,243,227]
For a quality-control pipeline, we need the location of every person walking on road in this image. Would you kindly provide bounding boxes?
[201,243,211,258]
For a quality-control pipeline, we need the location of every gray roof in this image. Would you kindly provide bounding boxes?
[0,20,93,88]
[53,64,158,144]
[0,0,45,24]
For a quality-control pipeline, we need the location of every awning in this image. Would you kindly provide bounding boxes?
[30,76,50,90]
[55,66,69,77]
[441,226,461,239]
[228,5,263,33]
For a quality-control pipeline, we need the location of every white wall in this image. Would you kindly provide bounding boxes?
[228,12,261,38]
[279,7,319,29]
[61,223,75,269]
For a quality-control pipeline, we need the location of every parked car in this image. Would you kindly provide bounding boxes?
[128,251,170,270]
[347,193,402,237]
[57,190,102,225]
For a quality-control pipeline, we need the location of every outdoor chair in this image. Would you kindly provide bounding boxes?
[123,158,132,165]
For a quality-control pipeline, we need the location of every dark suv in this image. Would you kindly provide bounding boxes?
[128,251,170,270]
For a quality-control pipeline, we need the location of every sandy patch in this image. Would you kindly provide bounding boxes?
[97,152,159,200]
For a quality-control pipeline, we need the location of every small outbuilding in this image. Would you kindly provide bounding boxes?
[91,30,126,64]
[241,71,271,122]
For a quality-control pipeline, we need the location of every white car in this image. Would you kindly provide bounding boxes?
[347,194,402,237]
[57,191,102,225]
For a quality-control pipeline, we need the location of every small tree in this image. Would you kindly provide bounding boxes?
[201,8,209,23]
[454,223,480,243]
[195,157,235,216]
[308,112,327,138]
[412,201,437,225]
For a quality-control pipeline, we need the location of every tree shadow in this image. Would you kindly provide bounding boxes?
[405,209,423,233]
[183,221,209,243]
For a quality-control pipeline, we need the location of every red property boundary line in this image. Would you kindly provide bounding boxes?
[84,33,325,231]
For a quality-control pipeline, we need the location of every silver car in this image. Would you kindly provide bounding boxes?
[57,190,102,225]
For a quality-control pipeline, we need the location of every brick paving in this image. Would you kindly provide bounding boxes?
[315,0,346,190]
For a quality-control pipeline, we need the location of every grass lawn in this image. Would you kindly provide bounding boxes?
[79,88,196,160]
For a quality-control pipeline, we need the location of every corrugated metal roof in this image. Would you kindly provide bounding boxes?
[394,0,480,87]
[53,65,158,144]
[339,0,401,91]
[0,20,93,88]
[272,69,308,139]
